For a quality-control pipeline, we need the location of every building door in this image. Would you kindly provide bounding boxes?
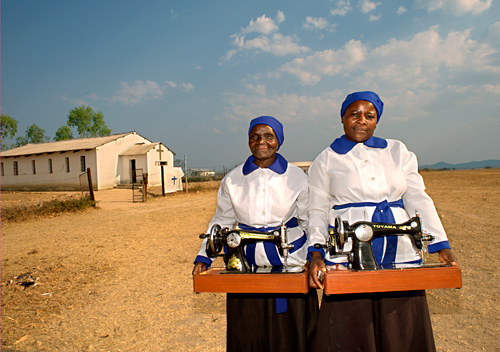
[131,159,137,183]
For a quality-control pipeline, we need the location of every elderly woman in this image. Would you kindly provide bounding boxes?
[308,91,457,352]
[193,116,318,352]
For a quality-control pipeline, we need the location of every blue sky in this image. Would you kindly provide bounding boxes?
[2,0,499,170]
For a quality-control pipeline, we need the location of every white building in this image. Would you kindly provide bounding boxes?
[0,132,184,192]
[187,169,216,177]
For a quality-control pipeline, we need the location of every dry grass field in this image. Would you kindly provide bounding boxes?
[1,170,499,351]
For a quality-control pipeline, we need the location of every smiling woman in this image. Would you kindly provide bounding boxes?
[307,91,458,352]
[193,115,318,352]
[248,124,279,167]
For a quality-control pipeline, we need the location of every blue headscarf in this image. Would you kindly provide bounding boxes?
[340,91,384,123]
[248,116,284,150]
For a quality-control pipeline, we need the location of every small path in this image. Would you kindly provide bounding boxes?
[94,188,136,209]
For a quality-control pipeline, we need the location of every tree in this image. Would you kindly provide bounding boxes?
[14,123,50,147]
[54,125,74,141]
[1,114,19,150]
[66,105,111,138]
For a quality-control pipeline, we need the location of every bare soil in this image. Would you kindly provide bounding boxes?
[1,171,500,351]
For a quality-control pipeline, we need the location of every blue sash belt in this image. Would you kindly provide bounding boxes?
[333,199,404,265]
[238,217,302,314]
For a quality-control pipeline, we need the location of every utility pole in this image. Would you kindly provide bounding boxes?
[184,154,188,194]
[158,146,165,196]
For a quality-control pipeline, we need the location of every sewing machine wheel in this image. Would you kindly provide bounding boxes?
[334,216,348,250]
[208,224,223,254]
[354,224,374,242]
[226,232,242,248]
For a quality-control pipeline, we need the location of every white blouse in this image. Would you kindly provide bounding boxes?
[195,154,309,267]
[308,136,451,265]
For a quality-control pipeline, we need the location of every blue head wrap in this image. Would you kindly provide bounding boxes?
[248,116,284,150]
[340,91,384,123]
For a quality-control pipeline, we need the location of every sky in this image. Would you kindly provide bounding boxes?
[2,0,499,171]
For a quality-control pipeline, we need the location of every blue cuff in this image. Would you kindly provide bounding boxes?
[194,255,212,268]
[428,241,451,253]
[308,246,325,260]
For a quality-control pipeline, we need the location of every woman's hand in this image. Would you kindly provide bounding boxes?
[192,262,207,275]
[438,248,458,266]
[309,251,327,290]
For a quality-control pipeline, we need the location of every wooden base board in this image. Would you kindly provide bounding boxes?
[193,268,309,294]
[323,265,462,295]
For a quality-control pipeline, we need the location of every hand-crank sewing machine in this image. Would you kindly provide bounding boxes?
[193,223,310,293]
[193,215,462,295]
[314,214,434,270]
[199,222,296,273]
[312,213,462,294]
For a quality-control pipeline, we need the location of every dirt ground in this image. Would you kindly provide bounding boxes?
[1,170,499,352]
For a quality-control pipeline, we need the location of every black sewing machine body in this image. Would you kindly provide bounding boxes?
[200,223,295,273]
[316,215,435,271]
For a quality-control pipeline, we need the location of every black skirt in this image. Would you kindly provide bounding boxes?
[227,290,319,352]
[312,290,436,352]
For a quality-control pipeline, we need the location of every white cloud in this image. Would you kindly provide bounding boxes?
[219,49,238,64]
[330,0,352,16]
[278,40,368,85]
[181,83,194,93]
[359,0,381,13]
[303,16,329,30]
[166,80,194,93]
[246,84,267,96]
[61,96,90,106]
[241,14,279,35]
[109,80,164,105]
[277,27,499,89]
[415,0,492,15]
[276,10,285,24]
[221,90,343,129]
[369,13,382,21]
[231,33,309,56]
[221,11,308,62]
[489,21,500,42]
[397,6,407,15]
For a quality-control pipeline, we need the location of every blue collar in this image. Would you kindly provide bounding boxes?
[330,135,388,154]
[242,153,288,175]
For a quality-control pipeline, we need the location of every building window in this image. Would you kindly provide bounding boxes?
[80,156,86,172]
[1,162,4,176]
[48,159,53,174]
[32,160,36,174]
[13,161,18,175]
[65,157,70,173]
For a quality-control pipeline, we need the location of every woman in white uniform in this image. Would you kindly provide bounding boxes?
[308,91,457,352]
[193,116,318,352]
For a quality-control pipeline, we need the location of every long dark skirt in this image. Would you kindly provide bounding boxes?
[312,290,436,352]
[227,290,319,352]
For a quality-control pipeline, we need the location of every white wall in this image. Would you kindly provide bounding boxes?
[0,133,183,192]
[96,133,149,189]
[1,150,97,191]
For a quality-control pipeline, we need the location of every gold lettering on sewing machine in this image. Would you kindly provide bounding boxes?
[240,232,275,240]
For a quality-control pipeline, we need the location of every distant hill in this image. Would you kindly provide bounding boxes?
[419,159,500,170]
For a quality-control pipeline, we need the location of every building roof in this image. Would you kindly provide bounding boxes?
[290,161,312,168]
[120,143,159,156]
[1,132,144,158]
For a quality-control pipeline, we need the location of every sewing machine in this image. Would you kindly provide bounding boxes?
[314,213,435,270]
[199,223,295,273]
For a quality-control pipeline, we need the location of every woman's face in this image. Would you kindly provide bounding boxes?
[342,100,377,143]
[249,124,279,167]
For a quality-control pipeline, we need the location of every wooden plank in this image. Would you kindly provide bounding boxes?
[323,265,462,295]
[193,268,309,294]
